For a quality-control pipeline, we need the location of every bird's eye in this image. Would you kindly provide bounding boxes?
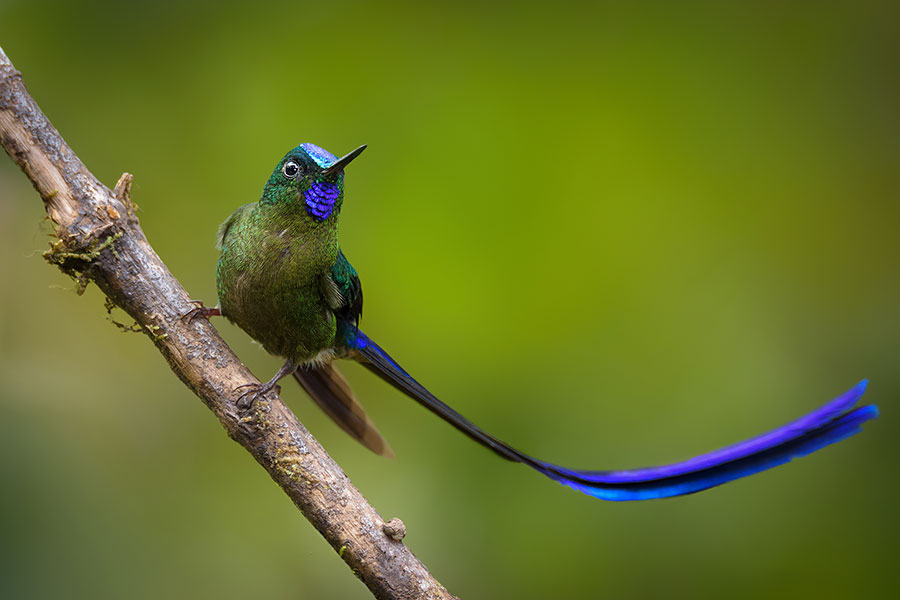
[282,161,300,179]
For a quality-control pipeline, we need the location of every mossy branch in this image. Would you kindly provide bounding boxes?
[0,47,456,600]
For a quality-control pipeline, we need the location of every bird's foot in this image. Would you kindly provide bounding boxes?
[234,359,298,409]
[183,300,222,322]
[235,380,282,409]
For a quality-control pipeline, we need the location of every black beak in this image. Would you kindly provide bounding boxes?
[323,144,367,176]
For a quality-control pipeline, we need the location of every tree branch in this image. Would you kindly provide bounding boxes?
[0,47,456,600]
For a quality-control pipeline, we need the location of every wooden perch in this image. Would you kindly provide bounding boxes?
[0,47,456,600]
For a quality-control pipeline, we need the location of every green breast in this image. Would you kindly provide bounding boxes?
[215,203,339,362]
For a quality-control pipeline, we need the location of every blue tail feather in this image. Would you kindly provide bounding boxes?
[346,329,878,501]
[542,404,878,501]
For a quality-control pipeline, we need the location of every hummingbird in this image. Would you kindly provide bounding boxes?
[191,142,878,501]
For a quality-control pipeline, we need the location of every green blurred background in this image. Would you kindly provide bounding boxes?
[1,1,897,598]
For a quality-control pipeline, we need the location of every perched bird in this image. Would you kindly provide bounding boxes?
[191,142,878,501]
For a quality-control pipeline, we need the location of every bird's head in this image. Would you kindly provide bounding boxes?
[260,143,366,221]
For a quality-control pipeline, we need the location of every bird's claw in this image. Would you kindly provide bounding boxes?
[183,300,221,323]
[235,380,281,409]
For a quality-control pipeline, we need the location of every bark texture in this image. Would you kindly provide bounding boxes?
[0,47,456,600]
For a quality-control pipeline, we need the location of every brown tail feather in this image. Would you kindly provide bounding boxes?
[294,362,394,458]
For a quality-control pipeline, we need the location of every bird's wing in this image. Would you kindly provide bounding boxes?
[346,329,877,501]
[323,248,363,331]
[298,250,390,456]
[215,202,255,250]
[293,361,393,458]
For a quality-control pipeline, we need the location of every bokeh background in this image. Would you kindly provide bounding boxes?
[1,1,897,598]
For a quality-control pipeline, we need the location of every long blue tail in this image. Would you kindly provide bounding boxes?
[347,330,878,501]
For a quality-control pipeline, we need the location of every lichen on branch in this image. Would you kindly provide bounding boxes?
[0,46,456,600]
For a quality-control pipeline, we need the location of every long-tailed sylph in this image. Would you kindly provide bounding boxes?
[190,142,878,501]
